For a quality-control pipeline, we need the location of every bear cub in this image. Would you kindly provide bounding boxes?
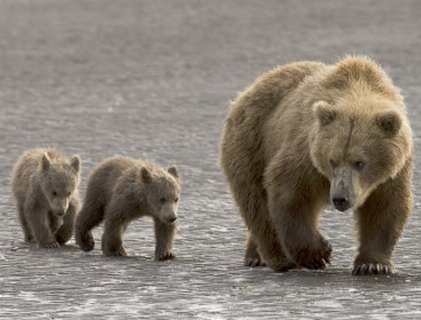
[11,148,81,248]
[75,157,181,260]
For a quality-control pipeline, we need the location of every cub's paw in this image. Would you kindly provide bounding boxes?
[76,234,95,252]
[38,240,60,249]
[155,252,176,261]
[290,238,332,270]
[24,234,35,243]
[55,233,71,246]
[25,237,35,244]
[352,262,396,276]
[104,247,127,257]
[244,245,266,267]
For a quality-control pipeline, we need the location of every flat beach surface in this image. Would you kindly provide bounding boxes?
[0,1,420,319]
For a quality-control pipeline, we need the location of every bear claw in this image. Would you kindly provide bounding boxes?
[156,252,176,261]
[292,238,332,270]
[39,240,60,249]
[244,257,266,267]
[104,247,127,257]
[352,263,395,275]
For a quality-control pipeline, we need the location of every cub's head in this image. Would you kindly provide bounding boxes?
[141,165,181,224]
[40,153,81,216]
[310,98,411,212]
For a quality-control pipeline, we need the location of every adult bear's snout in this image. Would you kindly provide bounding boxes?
[332,194,351,211]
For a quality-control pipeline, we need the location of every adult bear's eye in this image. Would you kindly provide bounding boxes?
[52,191,57,197]
[354,161,365,170]
[160,197,167,204]
[329,160,337,168]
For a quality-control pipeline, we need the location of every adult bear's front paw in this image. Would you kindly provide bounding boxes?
[155,251,176,261]
[290,238,332,270]
[76,232,95,252]
[352,256,395,275]
[104,247,127,257]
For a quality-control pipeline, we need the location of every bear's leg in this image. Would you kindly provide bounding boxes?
[240,201,294,271]
[244,232,265,267]
[48,212,63,234]
[153,217,177,261]
[75,202,104,252]
[225,170,294,271]
[265,158,331,270]
[26,206,59,248]
[102,211,129,257]
[18,203,34,243]
[270,199,331,270]
[353,163,412,275]
[266,185,331,270]
[55,200,78,245]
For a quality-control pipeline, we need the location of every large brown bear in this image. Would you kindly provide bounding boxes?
[220,56,413,275]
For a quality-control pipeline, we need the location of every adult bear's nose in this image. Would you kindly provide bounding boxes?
[332,195,351,211]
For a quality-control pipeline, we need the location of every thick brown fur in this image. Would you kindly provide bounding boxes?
[75,157,181,260]
[11,148,81,248]
[220,56,413,275]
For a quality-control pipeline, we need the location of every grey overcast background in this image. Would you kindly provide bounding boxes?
[0,0,420,319]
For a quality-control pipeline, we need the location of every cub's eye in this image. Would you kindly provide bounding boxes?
[160,198,167,204]
[329,160,337,168]
[354,161,365,170]
[52,191,57,197]
[174,197,179,203]
[67,191,71,197]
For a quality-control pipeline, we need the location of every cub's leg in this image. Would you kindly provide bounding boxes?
[18,203,34,243]
[55,200,79,245]
[244,232,265,267]
[26,205,59,248]
[102,218,129,257]
[75,202,104,252]
[353,162,412,275]
[101,197,130,257]
[153,217,177,261]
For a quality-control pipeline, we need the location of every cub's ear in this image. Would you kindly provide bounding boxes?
[70,155,81,173]
[376,111,402,136]
[41,153,51,171]
[141,167,152,183]
[167,166,179,179]
[313,101,337,126]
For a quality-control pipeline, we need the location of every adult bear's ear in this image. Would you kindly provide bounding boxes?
[141,167,152,183]
[70,155,81,173]
[313,101,337,126]
[167,166,179,179]
[376,111,402,136]
[41,153,51,171]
